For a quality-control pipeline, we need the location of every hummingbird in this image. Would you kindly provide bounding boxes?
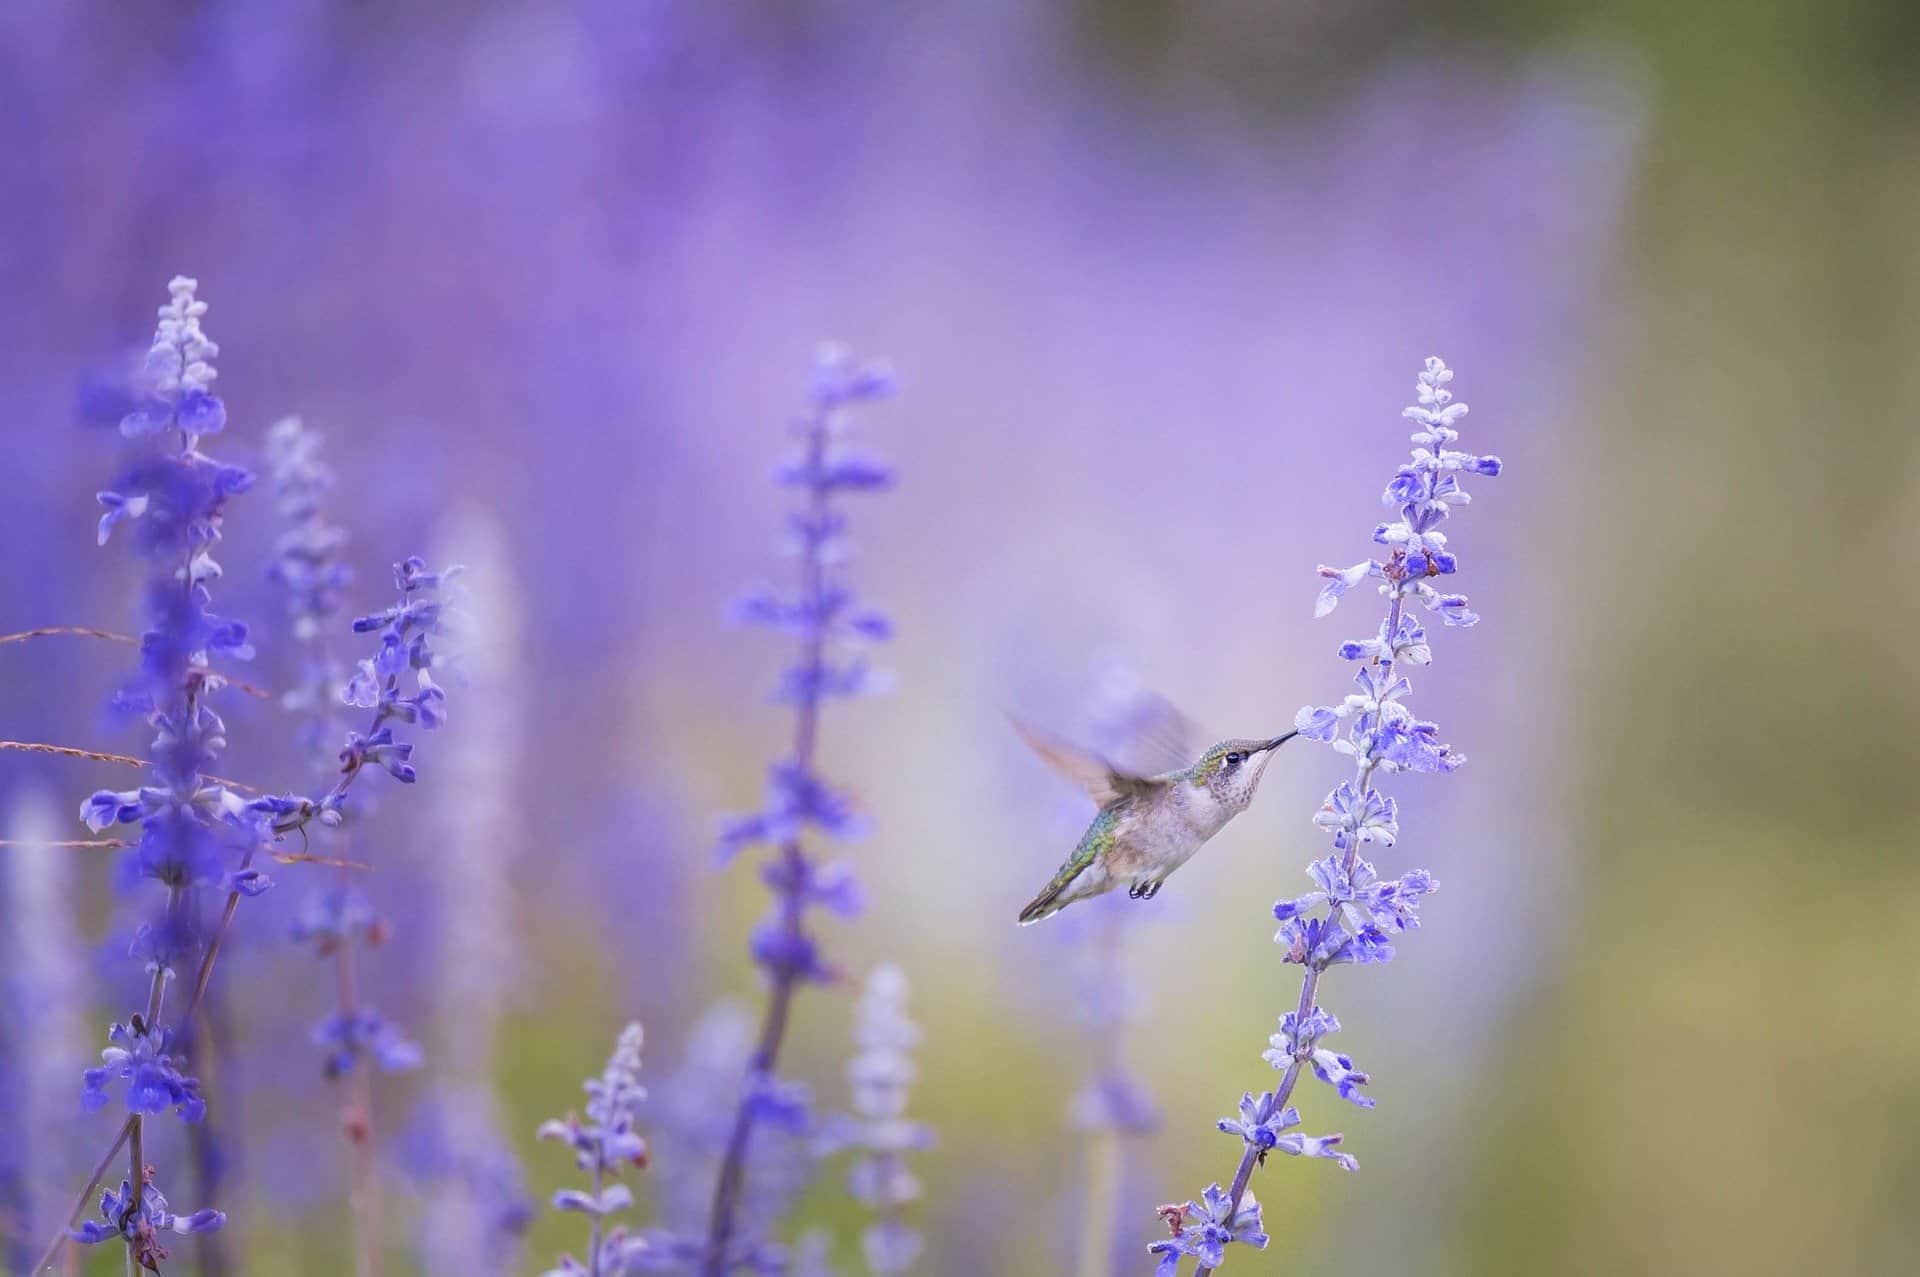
[1014,720,1297,925]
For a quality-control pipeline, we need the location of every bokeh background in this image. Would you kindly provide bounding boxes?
[1,1,1914,1274]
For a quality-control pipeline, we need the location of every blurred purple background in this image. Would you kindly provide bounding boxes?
[0,3,1655,1274]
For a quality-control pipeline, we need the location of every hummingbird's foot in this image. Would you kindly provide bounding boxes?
[1127,881,1147,899]
[1142,880,1164,900]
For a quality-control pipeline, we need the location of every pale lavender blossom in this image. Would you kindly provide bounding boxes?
[540,1022,651,1276]
[1163,358,1502,1276]
[820,966,932,1275]
[702,345,898,1273]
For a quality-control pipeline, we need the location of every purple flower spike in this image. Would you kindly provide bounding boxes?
[68,277,263,1266]
[702,346,901,1266]
[1164,358,1502,1275]
[537,1023,651,1274]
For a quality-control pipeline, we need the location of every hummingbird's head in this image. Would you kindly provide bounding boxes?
[1189,733,1296,811]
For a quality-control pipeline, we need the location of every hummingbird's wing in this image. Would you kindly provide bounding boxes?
[1009,717,1166,807]
[1092,689,1203,780]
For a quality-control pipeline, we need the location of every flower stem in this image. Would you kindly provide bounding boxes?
[0,739,264,793]
[1193,577,1407,1277]
[1077,1130,1120,1277]
[702,411,832,1277]
[587,1165,605,1277]
[0,628,270,697]
[701,923,802,1275]
[1192,974,1317,1277]
[333,884,380,1277]
[123,1114,141,1277]
[37,867,253,1270]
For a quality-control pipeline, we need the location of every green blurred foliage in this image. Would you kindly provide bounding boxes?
[1434,2,1920,1274]
[1079,1,1920,1273]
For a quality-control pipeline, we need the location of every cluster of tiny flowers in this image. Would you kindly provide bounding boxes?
[538,1022,652,1276]
[265,416,353,761]
[1147,1186,1268,1275]
[1162,358,1501,1276]
[86,277,264,898]
[696,346,898,1272]
[80,1015,205,1120]
[419,520,534,1275]
[254,555,458,839]
[71,1169,224,1269]
[77,277,264,1258]
[716,345,899,989]
[820,966,933,1275]
[113,275,227,443]
[265,420,427,1089]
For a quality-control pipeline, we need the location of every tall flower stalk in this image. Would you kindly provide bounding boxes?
[829,965,932,1275]
[701,345,898,1275]
[419,512,532,1275]
[268,415,426,1277]
[36,278,459,1275]
[73,275,254,1274]
[539,1023,652,1276]
[1154,357,1502,1276]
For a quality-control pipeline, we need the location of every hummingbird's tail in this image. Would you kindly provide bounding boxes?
[1017,861,1088,926]
[1017,886,1066,926]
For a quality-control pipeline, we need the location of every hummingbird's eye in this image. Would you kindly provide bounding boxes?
[1225,752,1244,767]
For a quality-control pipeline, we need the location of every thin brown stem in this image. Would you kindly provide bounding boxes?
[123,1124,141,1277]
[0,626,136,646]
[0,740,266,795]
[0,840,364,874]
[186,989,235,1277]
[0,627,271,699]
[34,1114,118,1272]
[702,410,834,1276]
[332,858,380,1277]
[0,741,149,769]
[31,1121,134,1273]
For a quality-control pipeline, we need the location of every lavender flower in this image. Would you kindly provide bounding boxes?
[1165,358,1502,1277]
[81,1016,207,1119]
[265,416,352,764]
[258,553,460,837]
[267,425,422,1078]
[69,1171,225,1267]
[266,420,438,1277]
[540,1022,652,1276]
[1147,1186,1267,1275]
[76,276,261,1264]
[702,344,897,1273]
[821,965,932,1275]
[419,513,532,1275]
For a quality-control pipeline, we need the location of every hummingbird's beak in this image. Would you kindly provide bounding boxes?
[1260,731,1297,752]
